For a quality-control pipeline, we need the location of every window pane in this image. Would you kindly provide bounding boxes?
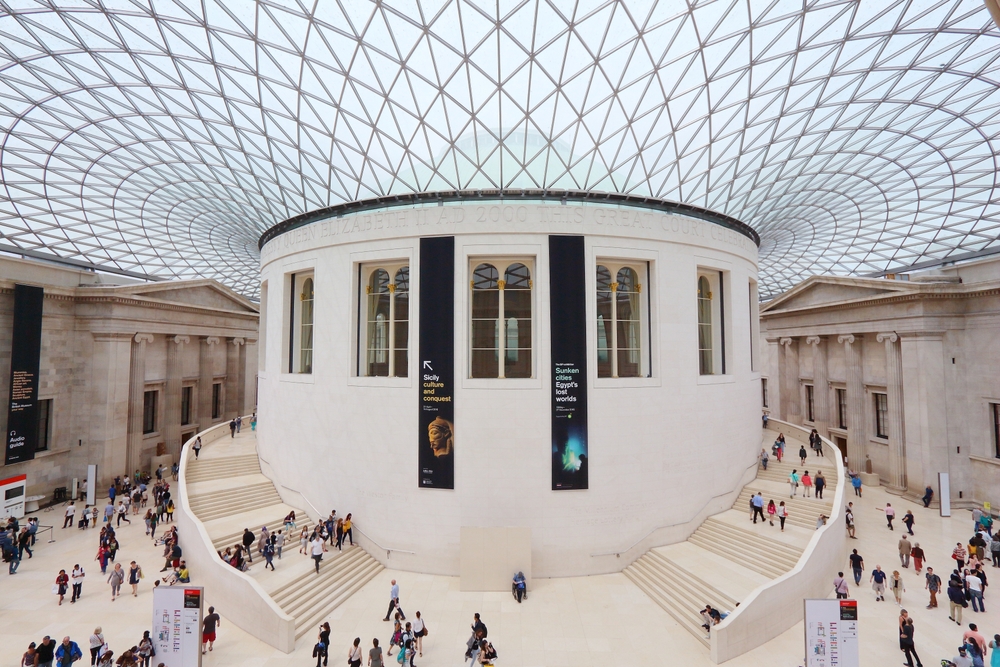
[471,318,498,349]
[300,277,314,374]
[473,263,498,290]
[597,265,612,378]
[471,348,498,378]
[505,318,531,378]
[36,399,50,451]
[393,320,408,377]
[698,276,713,375]
[504,263,530,289]
[472,287,499,319]
[617,318,641,378]
[504,289,531,319]
[366,271,391,377]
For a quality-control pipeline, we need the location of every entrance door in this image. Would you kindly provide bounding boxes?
[835,436,848,462]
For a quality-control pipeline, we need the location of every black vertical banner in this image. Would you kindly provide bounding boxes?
[5,284,44,465]
[418,237,455,489]
[550,236,589,490]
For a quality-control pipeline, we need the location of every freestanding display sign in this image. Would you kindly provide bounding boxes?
[152,585,203,667]
[417,236,455,489]
[5,284,44,465]
[804,598,859,667]
[549,236,589,490]
[939,472,952,517]
[0,474,27,519]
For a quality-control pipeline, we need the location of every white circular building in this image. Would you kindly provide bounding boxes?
[256,190,761,577]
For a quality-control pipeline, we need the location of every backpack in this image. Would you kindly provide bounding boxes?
[396,647,406,664]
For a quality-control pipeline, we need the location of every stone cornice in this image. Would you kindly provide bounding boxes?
[762,285,1000,320]
[0,285,258,320]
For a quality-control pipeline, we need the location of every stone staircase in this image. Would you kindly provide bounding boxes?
[623,429,840,648]
[184,433,383,642]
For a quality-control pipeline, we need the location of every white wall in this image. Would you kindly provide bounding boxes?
[257,201,760,576]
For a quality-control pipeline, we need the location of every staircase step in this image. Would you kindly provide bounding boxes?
[700,518,802,563]
[623,565,710,648]
[294,559,384,639]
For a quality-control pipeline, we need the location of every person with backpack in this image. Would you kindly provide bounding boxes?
[262,541,275,571]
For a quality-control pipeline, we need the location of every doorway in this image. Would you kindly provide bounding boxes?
[834,436,848,462]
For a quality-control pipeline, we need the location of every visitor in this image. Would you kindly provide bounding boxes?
[299,526,309,555]
[63,502,76,529]
[955,543,969,570]
[88,628,104,666]
[988,635,1000,667]
[750,493,764,524]
[412,611,426,657]
[229,418,236,437]
[22,642,38,667]
[369,638,383,667]
[778,501,788,532]
[274,530,284,559]
[107,563,124,601]
[912,542,925,574]
[241,529,255,562]
[899,535,912,568]
[192,436,202,459]
[310,533,326,573]
[951,646,973,667]
[798,444,807,465]
[890,570,905,605]
[762,412,768,429]
[870,565,887,601]
[949,575,966,625]
[383,579,403,621]
[202,606,221,654]
[262,540,275,571]
[788,469,799,498]
[814,470,826,499]
[925,567,941,608]
[801,471,812,497]
[849,549,864,585]
[922,486,934,508]
[236,415,242,433]
[964,623,987,667]
[879,502,896,530]
[759,448,768,470]
[513,570,527,602]
[56,569,70,605]
[851,473,862,497]
[903,509,915,535]
[55,637,83,667]
[833,572,849,599]
[465,613,487,663]
[766,499,776,526]
[250,414,257,431]
[128,561,143,597]
[137,632,153,667]
[899,618,921,667]
[36,636,56,667]
[116,501,130,527]
[71,564,85,603]
[348,638,362,667]
[343,513,354,547]
[967,569,985,612]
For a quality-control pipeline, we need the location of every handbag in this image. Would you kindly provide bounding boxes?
[52,584,59,594]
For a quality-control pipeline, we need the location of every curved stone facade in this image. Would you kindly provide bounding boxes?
[257,193,761,576]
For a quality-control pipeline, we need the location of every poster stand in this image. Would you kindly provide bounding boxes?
[804,598,859,667]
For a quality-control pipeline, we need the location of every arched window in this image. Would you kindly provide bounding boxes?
[471,260,532,378]
[596,262,644,378]
[697,275,713,375]
[299,277,314,374]
[364,264,408,377]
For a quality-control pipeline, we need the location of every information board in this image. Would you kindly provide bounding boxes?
[804,598,859,667]
[417,236,455,489]
[152,585,203,667]
[549,236,589,490]
[5,284,44,465]
[0,473,27,519]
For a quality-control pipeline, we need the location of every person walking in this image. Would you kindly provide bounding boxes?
[759,448,768,470]
[22,642,38,667]
[778,501,788,532]
[71,564,85,603]
[965,623,988,667]
[412,611,426,658]
[766,499,776,526]
[310,533,326,573]
[36,636,56,667]
[903,510,915,535]
[849,549,864,585]
[236,415,242,434]
[834,572,850,599]
[192,436,202,459]
[871,565,887,601]
[988,634,1000,667]
[899,535,912,568]
[751,493,765,524]
[788,469,800,498]
[63,502,76,529]
[107,563,124,601]
[202,606,221,653]
[137,631,153,667]
[116,502,130,527]
[343,514,354,547]
[56,569,70,605]
[846,506,856,539]
[799,444,807,465]
[262,540,275,571]
[891,571,906,605]
[991,534,1000,568]
[241,529,255,563]
[55,637,83,667]
[383,579,404,621]
[949,575,967,625]
[88,629,104,666]
[274,530,285,559]
[127,561,142,597]
[879,503,896,530]
[851,474,862,497]
[814,470,826,499]
[955,543,969,570]
[369,638,383,667]
[925,567,941,608]
[229,418,236,438]
[912,543,926,574]
[801,471,812,498]
[316,623,330,667]
[899,617,922,667]
[348,638,362,667]
[967,569,986,612]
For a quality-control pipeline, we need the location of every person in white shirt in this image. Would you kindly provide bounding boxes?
[310,535,326,573]
[71,565,85,603]
[412,611,426,657]
[966,571,985,612]
[62,502,76,529]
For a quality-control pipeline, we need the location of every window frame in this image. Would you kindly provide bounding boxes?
[805,384,815,422]
[992,403,1000,459]
[836,388,848,429]
[761,378,768,408]
[696,269,727,375]
[595,260,649,379]
[286,270,315,375]
[142,390,158,435]
[211,382,222,420]
[359,261,410,378]
[468,256,535,380]
[36,398,52,452]
[180,385,193,426]
[874,392,888,439]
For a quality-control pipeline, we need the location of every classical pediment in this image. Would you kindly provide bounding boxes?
[123,281,258,313]
[763,277,915,313]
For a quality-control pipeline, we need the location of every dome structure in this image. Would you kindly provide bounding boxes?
[0,0,998,297]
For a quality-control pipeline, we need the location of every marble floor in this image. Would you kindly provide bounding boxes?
[2,482,997,666]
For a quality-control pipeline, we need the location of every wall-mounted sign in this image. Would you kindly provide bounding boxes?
[418,236,455,489]
[804,598,859,667]
[0,474,27,519]
[152,585,203,667]
[549,236,589,490]
[5,284,44,465]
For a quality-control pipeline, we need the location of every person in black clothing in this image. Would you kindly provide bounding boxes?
[241,528,255,563]
[35,636,55,666]
[317,622,330,667]
[465,613,486,660]
[849,549,865,585]
[899,618,922,667]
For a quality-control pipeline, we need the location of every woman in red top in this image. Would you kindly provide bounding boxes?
[55,569,69,605]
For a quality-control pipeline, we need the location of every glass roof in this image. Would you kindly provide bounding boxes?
[0,0,998,298]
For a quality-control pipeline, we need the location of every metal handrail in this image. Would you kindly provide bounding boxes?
[589,460,758,558]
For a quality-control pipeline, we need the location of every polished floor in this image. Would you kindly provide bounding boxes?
[2,480,996,666]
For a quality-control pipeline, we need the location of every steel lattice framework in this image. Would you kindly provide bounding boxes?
[1,0,999,298]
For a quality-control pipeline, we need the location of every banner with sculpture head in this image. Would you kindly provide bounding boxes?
[418,236,455,489]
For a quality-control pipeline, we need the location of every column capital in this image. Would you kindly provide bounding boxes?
[876,332,898,344]
[779,337,794,347]
[203,336,220,346]
[231,337,245,346]
[172,335,190,345]
[134,333,154,344]
[804,336,825,346]
[837,334,855,345]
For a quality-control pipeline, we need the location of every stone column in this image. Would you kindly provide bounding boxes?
[779,337,801,424]
[90,333,133,483]
[164,335,189,461]
[243,339,258,416]
[805,336,830,434]
[225,338,244,419]
[900,333,949,499]
[878,332,907,491]
[198,337,220,427]
[839,334,866,471]
[126,333,154,476]
[765,338,782,416]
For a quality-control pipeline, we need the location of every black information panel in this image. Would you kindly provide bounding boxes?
[549,236,589,490]
[418,236,455,489]
[5,284,44,465]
